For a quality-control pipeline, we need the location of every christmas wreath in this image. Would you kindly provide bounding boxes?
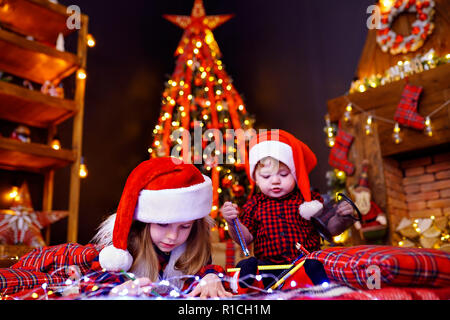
[376,0,435,55]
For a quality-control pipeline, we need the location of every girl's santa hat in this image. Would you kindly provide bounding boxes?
[248,129,323,220]
[98,157,213,272]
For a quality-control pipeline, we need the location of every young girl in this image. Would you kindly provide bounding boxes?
[84,157,232,298]
[1,157,231,299]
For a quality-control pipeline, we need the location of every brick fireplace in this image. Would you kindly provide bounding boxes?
[384,150,450,228]
[325,0,450,248]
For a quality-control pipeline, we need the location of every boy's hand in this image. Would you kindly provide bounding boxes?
[220,201,239,223]
[336,201,354,217]
[187,273,233,299]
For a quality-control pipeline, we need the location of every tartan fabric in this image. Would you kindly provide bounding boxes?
[334,286,450,300]
[225,239,235,270]
[11,242,99,276]
[306,245,450,290]
[328,129,355,175]
[0,268,66,296]
[239,188,323,264]
[1,243,99,295]
[1,242,227,298]
[394,84,425,130]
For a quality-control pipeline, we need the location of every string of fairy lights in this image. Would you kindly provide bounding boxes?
[0,268,332,300]
[326,96,450,145]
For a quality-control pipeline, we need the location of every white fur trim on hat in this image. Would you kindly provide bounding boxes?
[299,200,323,221]
[249,140,296,180]
[99,245,133,272]
[134,175,212,223]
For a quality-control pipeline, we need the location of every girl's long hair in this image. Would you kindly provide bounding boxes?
[92,214,214,282]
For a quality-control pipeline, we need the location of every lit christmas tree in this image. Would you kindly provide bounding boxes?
[149,0,256,239]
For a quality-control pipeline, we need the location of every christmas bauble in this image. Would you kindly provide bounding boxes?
[222,176,233,188]
[232,184,245,197]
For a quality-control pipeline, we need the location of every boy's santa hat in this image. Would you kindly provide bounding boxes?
[248,129,323,220]
[99,157,213,272]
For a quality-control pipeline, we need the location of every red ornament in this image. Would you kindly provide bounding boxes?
[218,227,225,241]
[231,184,245,197]
[222,176,232,188]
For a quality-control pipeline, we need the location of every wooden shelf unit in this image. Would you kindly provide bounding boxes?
[0,0,89,243]
[0,28,80,84]
[0,0,76,43]
[0,136,75,172]
[0,80,77,127]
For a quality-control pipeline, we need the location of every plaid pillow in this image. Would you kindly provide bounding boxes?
[11,243,99,276]
[306,245,450,290]
[1,243,99,296]
[0,268,66,295]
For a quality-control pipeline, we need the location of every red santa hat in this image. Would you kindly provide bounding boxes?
[248,129,323,220]
[355,159,370,191]
[99,157,213,272]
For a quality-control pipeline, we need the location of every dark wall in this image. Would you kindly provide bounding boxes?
[2,0,375,245]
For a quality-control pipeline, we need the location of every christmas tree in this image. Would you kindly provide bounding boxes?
[149,0,256,238]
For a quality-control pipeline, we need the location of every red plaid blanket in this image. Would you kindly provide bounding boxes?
[306,245,450,290]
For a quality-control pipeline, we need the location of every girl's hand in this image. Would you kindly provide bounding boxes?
[220,201,239,224]
[187,273,232,299]
[109,277,152,297]
[336,201,354,217]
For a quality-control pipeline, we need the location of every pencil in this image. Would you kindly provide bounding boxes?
[227,264,293,273]
[233,219,250,256]
[270,260,306,290]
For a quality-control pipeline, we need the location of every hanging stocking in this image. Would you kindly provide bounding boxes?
[329,129,355,175]
[393,83,425,130]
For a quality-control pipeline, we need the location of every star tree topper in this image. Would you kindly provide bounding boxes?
[163,0,234,56]
[0,182,68,247]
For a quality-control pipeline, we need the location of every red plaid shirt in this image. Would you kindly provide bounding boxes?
[240,188,323,264]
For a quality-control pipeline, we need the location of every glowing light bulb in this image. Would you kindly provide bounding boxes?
[344,103,352,122]
[86,34,96,47]
[76,69,87,80]
[392,122,402,144]
[336,170,345,178]
[79,163,88,178]
[424,116,433,136]
[51,138,61,150]
[365,116,373,135]
[8,186,19,199]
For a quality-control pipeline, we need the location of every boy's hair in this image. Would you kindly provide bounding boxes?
[92,214,214,282]
[255,156,290,175]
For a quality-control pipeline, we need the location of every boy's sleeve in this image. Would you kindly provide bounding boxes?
[238,195,259,238]
[311,190,324,203]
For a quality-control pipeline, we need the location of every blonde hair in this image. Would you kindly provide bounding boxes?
[255,156,289,175]
[92,214,214,282]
